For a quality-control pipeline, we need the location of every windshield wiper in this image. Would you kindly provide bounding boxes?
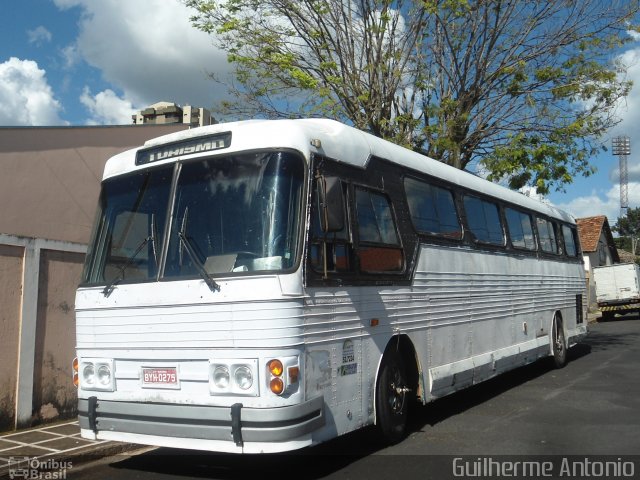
[177,231,221,292]
[102,235,153,297]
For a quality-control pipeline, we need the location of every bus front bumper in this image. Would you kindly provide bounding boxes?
[78,395,324,450]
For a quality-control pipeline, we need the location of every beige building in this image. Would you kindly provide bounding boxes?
[132,101,214,127]
[576,215,620,310]
[0,123,188,431]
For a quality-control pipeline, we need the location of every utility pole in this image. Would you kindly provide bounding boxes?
[612,136,630,218]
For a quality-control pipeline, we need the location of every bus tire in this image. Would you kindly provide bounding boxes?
[375,348,409,444]
[551,316,567,369]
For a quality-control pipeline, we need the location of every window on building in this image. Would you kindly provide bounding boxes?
[598,241,608,264]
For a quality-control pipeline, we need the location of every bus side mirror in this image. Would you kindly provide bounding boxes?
[318,176,345,233]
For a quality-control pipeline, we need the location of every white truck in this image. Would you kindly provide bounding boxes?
[593,263,640,320]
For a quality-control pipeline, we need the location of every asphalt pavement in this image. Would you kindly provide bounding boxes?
[2,311,639,480]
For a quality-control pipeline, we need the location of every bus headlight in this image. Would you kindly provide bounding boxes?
[234,366,253,390]
[97,365,112,386]
[82,364,95,385]
[79,359,115,391]
[213,366,230,389]
[209,359,258,396]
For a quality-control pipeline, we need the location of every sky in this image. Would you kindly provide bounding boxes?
[1,0,640,225]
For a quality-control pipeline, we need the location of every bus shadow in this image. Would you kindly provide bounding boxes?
[408,355,575,431]
[108,429,382,479]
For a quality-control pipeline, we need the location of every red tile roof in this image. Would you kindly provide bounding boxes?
[576,216,606,252]
[576,215,620,262]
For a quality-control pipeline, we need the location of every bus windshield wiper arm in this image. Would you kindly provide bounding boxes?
[102,235,153,297]
[177,231,221,292]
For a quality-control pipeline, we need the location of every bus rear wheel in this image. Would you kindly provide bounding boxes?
[551,316,567,369]
[375,349,409,444]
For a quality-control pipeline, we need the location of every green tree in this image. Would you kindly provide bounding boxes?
[185,0,639,193]
[613,207,640,255]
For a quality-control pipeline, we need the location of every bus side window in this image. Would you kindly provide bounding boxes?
[562,225,578,257]
[354,188,404,272]
[310,178,352,273]
[536,217,559,254]
[463,195,505,245]
[505,207,536,250]
[404,177,462,239]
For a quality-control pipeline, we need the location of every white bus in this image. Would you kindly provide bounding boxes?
[74,119,587,453]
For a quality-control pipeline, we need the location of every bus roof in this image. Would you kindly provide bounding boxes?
[103,118,574,223]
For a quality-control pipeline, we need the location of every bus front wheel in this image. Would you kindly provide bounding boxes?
[375,349,409,444]
[551,316,567,369]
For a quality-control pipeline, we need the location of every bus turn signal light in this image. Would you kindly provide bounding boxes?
[270,377,284,394]
[72,357,79,388]
[268,359,283,377]
[288,366,300,384]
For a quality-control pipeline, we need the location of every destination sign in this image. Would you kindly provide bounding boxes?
[135,132,232,165]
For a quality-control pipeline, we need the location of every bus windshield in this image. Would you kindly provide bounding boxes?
[82,151,305,286]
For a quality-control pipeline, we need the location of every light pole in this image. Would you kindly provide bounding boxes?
[612,136,631,218]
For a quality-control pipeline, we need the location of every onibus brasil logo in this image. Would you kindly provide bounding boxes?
[8,457,72,479]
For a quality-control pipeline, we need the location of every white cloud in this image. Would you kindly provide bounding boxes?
[53,0,231,112]
[604,45,640,189]
[0,57,66,126]
[61,44,80,69]
[27,26,52,45]
[80,87,136,125]
[554,187,619,222]
[553,181,640,225]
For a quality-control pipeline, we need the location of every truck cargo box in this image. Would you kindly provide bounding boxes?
[593,263,640,318]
